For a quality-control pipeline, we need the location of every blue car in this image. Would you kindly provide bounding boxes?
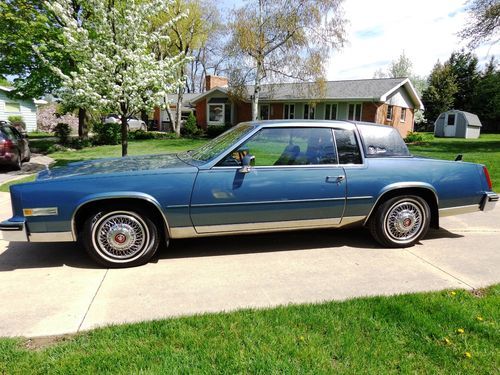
[0,121,497,267]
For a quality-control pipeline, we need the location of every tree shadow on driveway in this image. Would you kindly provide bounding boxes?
[0,227,463,271]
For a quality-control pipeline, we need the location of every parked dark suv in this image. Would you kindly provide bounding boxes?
[0,121,30,170]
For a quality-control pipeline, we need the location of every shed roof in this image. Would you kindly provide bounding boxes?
[446,110,482,127]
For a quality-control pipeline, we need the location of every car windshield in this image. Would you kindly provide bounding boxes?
[187,123,255,162]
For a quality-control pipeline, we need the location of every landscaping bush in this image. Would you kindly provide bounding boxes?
[53,123,71,145]
[404,132,433,144]
[129,129,156,140]
[69,137,93,150]
[93,122,121,145]
[207,124,231,138]
[181,112,202,138]
[7,115,26,132]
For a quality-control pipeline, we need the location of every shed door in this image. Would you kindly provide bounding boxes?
[444,113,456,137]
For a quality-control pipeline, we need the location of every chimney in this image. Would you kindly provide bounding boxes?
[205,75,228,91]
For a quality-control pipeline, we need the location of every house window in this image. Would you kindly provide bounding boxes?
[400,108,406,122]
[259,104,270,120]
[325,104,338,120]
[447,114,456,125]
[348,103,361,121]
[208,103,225,124]
[284,104,295,119]
[5,102,21,113]
[386,105,393,121]
[304,104,315,119]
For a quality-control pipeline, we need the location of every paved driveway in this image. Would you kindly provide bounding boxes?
[0,192,498,337]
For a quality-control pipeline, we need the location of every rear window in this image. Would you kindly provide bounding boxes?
[357,124,410,157]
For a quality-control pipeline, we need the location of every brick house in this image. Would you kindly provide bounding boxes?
[158,76,424,137]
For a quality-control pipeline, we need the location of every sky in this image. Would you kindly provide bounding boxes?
[221,0,499,81]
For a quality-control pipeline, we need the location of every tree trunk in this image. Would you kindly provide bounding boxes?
[140,110,148,128]
[120,107,128,157]
[252,60,263,121]
[78,107,88,139]
[174,88,184,137]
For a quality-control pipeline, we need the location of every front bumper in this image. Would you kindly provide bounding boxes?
[481,192,499,211]
[0,219,74,242]
[0,220,29,241]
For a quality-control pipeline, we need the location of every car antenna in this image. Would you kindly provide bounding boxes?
[455,154,463,161]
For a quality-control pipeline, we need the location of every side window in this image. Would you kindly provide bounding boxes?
[218,127,337,166]
[10,127,23,140]
[334,129,362,164]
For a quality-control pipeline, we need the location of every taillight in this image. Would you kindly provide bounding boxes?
[0,140,13,154]
[483,166,492,190]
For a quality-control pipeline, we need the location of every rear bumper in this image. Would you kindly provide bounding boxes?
[0,219,74,242]
[481,192,498,211]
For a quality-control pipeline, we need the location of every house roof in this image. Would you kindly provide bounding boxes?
[0,85,47,105]
[190,78,424,109]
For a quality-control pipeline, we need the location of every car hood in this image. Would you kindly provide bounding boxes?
[37,154,193,180]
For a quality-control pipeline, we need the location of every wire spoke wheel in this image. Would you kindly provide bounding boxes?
[92,211,150,262]
[383,198,426,244]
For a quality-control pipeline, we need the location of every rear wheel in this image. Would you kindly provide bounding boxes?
[368,195,430,248]
[12,150,22,170]
[82,209,160,267]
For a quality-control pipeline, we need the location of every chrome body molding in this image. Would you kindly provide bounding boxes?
[70,193,171,241]
[170,215,366,239]
[23,207,59,217]
[439,204,480,217]
[29,231,74,242]
[191,197,346,208]
[363,182,439,225]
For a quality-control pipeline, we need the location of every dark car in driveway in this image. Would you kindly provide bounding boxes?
[0,122,31,170]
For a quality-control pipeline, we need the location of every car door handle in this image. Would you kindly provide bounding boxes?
[326,175,345,183]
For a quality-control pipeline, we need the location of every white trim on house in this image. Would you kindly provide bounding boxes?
[191,87,229,104]
[324,103,338,120]
[347,103,362,121]
[207,103,226,125]
[283,103,295,119]
[379,78,424,110]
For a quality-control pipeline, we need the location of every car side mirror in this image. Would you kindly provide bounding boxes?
[238,154,255,174]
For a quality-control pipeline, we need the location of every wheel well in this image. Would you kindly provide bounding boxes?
[73,198,169,240]
[366,188,439,229]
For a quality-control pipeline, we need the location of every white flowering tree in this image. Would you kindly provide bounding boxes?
[47,0,187,156]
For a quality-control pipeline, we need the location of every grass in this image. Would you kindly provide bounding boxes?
[0,175,36,192]
[49,138,206,167]
[0,285,498,373]
[408,133,500,192]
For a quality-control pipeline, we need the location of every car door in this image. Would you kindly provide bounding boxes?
[9,127,27,159]
[190,126,346,234]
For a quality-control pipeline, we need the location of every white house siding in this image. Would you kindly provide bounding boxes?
[0,90,37,131]
[386,87,413,109]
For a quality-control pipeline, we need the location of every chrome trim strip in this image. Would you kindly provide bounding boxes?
[170,215,366,239]
[346,196,373,200]
[71,194,170,241]
[439,205,480,217]
[29,231,74,242]
[191,197,346,208]
[166,204,190,209]
[363,183,439,225]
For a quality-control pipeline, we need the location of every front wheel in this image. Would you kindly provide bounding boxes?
[82,209,160,267]
[368,195,430,248]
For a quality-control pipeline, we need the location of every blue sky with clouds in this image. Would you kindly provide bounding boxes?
[220,0,499,80]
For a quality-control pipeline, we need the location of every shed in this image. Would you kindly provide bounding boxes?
[434,110,482,138]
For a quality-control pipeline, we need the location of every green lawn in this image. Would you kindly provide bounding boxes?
[408,133,500,192]
[0,285,498,373]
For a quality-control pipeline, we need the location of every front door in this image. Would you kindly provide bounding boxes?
[190,127,346,233]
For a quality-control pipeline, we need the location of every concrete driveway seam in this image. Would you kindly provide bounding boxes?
[77,268,109,332]
[406,249,476,289]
